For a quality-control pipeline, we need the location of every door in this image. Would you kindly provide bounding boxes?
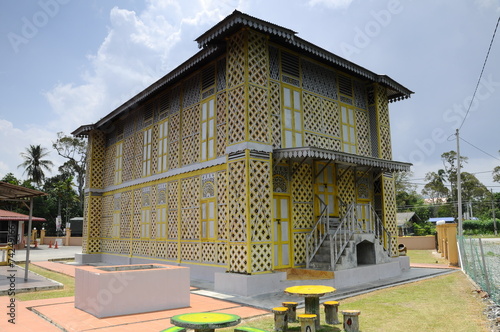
[315,162,337,218]
[273,195,291,268]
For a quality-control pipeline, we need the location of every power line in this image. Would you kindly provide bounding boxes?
[459,15,500,130]
[460,136,500,162]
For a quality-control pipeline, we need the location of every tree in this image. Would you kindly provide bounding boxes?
[394,171,422,211]
[18,145,54,186]
[422,170,449,204]
[492,150,500,183]
[52,132,87,206]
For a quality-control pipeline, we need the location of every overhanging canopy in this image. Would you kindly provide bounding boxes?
[273,147,412,172]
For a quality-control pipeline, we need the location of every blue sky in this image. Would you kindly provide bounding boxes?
[1,0,500,193]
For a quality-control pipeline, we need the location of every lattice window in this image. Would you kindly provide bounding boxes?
[248,85,269,143]
[114,142,123,185]
[132,189,141,239]
[337,167,356,212]
[270,81,282,148]
[291,162,313,203]
[156,120,168,173]
[282,86,303,148]
[269,46,280,81]
[134,131,143,180]
[273,175,287,193]
[112,193,121,238]
[248,31,268,86]
[142,128,152,177]
[120,191,132,239]
[216,57,226,92]
[340,105,357,154]
[181,105,200,166]
[357,173,371,200]
[315,162,337,217]
[201,97,216,161]
[227,30,246,88]
[356,109,371,157]
[292,203,314,229]
[302,59,337,100]
[141,187,151,239]
[183,74,201,108]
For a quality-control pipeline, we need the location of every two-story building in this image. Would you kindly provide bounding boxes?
[73,11,413,296]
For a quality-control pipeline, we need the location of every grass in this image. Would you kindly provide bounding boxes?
[14,257,491,331]
[227,272,490,332]
[406,249,448,265]
[15,263,75,301]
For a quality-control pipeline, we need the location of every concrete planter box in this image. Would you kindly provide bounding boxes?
[75,264,190,318]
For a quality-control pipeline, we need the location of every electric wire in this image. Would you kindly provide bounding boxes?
[458,15,500,131]
[460,136,500,162]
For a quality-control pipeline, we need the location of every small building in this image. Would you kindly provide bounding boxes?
[73,11,413,295]
[396,212,420,236]
[0,209,46,249]
[428,217,456,224]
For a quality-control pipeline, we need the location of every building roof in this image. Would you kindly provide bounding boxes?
[0,209,46,222]
[396,212,420,227]
[0,182,47,201]
[73,10,413,137]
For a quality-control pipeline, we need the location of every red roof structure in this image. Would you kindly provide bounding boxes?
[0,209,46,222]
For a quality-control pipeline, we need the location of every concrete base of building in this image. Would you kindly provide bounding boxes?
[214,271,288,297]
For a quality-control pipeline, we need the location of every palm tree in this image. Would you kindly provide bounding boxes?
[18,145,54,186]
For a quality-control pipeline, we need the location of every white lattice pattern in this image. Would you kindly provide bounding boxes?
[181,242,201,261]
[217,171,228,240]
[249,159,271,242]
[293,232,307,266]
[248,31,268,87]
[292,203,314,229]
[270,81,281,148]
[356,109,371,157]
[180,177,200,239]
[292,162,313,203]
[169,113,180,170]
[103,144,115,188]
[382,175,398,256]
[88,131,105,189]
[227,86,246,144]
[122,136,135,182]
[228,159,247,242]
[202,242,217,263]
[229,244,248,273]
[121,191,132,239]
[248,85,269,143]
[227,30,246,89]
[181,105,200,166]
[251,244,272,272]
[216,92,227,157]
[304,133,341,151]
[337,167,356,212]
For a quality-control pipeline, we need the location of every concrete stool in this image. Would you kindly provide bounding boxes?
[298,314,317,332]
[272,306,288,332]
[323,300,340,324]
[282,301,298,323]
[342,310,361,332]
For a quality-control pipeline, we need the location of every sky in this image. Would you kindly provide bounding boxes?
[1,0,500,195]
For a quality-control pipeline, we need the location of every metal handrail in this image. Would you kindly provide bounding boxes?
[329,203,356,270]
[306,195,329,268]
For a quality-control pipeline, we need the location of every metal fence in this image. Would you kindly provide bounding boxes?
[459,237,500,305]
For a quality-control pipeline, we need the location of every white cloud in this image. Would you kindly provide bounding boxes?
[308,0,354,9]
[475,0,500,12]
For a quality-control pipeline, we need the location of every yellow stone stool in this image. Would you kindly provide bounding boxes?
[298,314,317,332]
[282,301,298,323]
[323,300,340,325]
[342,310,361,332]
[272,307,288,332]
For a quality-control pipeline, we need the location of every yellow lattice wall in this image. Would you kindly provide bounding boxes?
[228,157,247,272]
[382,174,398,256]
[216,92,227,157]
[337,167,356,214]
[270,81,281,148]
[376,84,392,160]
[356,109,371,157]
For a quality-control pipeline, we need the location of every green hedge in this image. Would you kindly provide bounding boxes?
[463,219,498,235]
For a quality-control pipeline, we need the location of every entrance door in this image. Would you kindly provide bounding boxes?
[315,163,337,218]
[273,195,291,268]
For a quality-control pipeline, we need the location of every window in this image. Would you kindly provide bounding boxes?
[341,105,357,154]
[142,128,152,177]
[114,142,123,185]
[157,206,167,239]
[201,198,216,240]
[201,98,216,161]
[282,86,303,148]
[141,209,151,239]
[157,120,168,173]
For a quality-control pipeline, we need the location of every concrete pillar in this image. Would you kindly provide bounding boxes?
[40,228,46,245]
[65,228,71,246]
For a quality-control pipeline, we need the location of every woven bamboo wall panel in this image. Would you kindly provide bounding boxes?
[227,30,246,89]
[202,242,217,263]
[228,160,247,242]
[227,85,246,145]
[338,167,356,212]
[169,112,180,170]
[217,171,228,240]
[251,244,272,273]
[291,162,313,203]
[216,92,227,157]
[217,243,227,264]
[88,131,105,189]
[247,31,268,87]
[229,244,248,273]
[293,203,314,229]
[293,232,307,266]
[270,81,281,148]
[356,110,371,157]
[249,159,271,242]
[248,85,269,143]
[103,144,115,187]
[181,242,201,261]
[120,191,132,238]
[382,175,398,256]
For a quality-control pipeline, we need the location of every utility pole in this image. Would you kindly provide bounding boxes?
[492,188,498,236]
[456,129,463,237]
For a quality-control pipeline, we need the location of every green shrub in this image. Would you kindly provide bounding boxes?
[463,219,498,235]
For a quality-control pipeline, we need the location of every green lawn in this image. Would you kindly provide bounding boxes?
[15,263,75,301]
[406,249,448,265]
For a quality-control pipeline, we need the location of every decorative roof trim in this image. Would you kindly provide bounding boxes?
[273,147,412,172]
